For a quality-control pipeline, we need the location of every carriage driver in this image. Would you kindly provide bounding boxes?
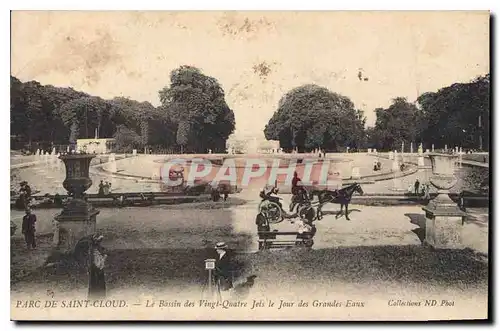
[292,172,311,197]
[259,184,283,209]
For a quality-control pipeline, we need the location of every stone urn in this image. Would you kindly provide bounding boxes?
[54,152,100,252]
[60,153,94,198]
[422,153,465,249]
[426,153,459,210]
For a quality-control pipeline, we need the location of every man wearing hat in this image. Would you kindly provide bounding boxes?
[22,208,37,250]
[214,242,233,292]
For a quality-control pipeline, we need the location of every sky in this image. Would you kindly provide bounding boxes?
[11,11,489,139]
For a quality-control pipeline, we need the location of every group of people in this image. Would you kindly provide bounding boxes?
[410,179,431,199]
[98,180,113,196]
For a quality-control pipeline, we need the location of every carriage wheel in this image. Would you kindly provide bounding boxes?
[260,202,283,224]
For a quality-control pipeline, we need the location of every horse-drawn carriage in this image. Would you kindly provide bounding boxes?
[255,182,364,250]
[257,182,364,224]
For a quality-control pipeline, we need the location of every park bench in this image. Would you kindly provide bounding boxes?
[257,231,314,250]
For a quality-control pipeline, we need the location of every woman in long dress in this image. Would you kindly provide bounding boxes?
[88,235,107,299]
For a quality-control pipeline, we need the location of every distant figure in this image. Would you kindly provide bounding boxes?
[54,194,63,207]
[291,171,302,196]
[20,181,32,198]
[98,180,105,196]
[22,208,37,250]
[407,184,414,193]
[103,181,112,195]
[423,183,431,200]
[414,179,420,195]
[214,242,233,292]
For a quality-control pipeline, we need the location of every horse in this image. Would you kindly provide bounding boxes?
[309,183,364,221]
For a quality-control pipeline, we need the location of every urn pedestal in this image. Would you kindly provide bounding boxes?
[54,153,100,252]
[351,166,361,180]
[417,152,425,168]
[422,153,465,249]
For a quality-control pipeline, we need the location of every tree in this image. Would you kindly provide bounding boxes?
[58,96,108,142]
[417,74,490,151]
[158,66,236,153]
[264,84,366,152]
[368,97,421,151]
[10,76,27,139]
[113,125,142,152]
[10,76,181,152]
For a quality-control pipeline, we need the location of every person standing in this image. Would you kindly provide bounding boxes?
[291,171,302,195]
[256,213,276,241]
[88,234,107,299]
[414,179,420,195]
[22,208,37,250]
[423,183,431,200]
[98,180,105,196]
[21,181,32,198]
[213,242,233,292]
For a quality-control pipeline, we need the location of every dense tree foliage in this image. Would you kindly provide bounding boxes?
[10,66,235,153]
[416,74,490,151]
[264,84,366,152]
[367,97,421,151]
[113,125,143,152]
[366,74,489,151]
[11,70,489,154]
[158,66,236,153]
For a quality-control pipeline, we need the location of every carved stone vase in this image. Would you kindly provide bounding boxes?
[54,153,100,252]
[422,153,465,249]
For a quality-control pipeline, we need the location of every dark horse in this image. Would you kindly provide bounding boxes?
[309,183,364,221]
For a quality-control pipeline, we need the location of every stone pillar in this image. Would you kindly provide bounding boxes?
[392,151,399,171]
[432,144,435,152]
[351,166,361,180]
[422,153,465,249]
[417,153,425,168]
[108,153,117,173]
[54,153,100,252]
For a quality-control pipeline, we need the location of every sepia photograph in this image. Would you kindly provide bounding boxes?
[9,10,490,321]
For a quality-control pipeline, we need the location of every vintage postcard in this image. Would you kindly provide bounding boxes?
[10,11,490,321]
